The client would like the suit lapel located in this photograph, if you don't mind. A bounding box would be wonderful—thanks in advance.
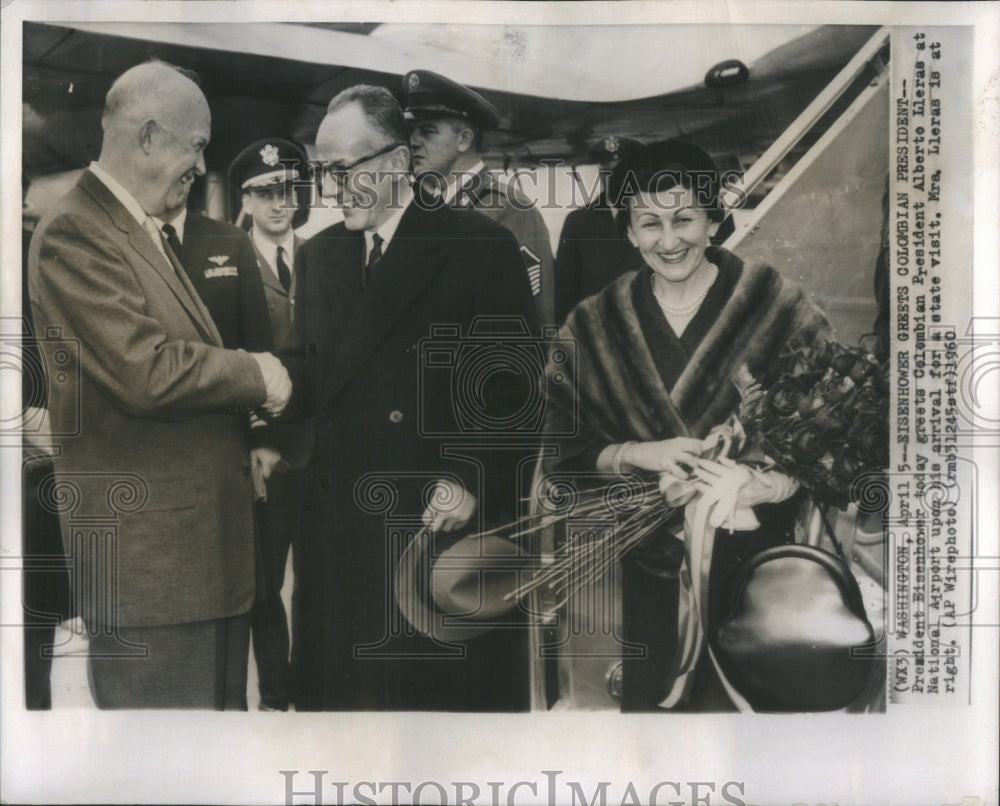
[79,172,222,346]
[155,224,224,347]
[327,205,448,402]
[314,229,364,342]
[253,240,286,295]
[178,215,209,287]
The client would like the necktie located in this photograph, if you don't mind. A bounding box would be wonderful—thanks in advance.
[161,223,183,264]
[276,245,292,292]
[142,218,180,275]
[364,233,384,287]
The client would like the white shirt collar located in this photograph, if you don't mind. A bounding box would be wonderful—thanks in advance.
[156,207,188,244]
[251,226,296,280]
[88,161,149,227]
[444,160,486,204]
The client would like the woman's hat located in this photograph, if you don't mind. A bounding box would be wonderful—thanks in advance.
[395,529,525,642]
[608,139,723,219]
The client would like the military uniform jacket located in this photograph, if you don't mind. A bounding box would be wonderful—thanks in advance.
[251,231,314,469]
[456,165,555,328]
[178,212,274,353]
[250,232,305,351]
[553,197,641,324]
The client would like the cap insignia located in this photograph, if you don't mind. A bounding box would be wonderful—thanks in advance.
[408,73,420,92]
[259,144,280,167]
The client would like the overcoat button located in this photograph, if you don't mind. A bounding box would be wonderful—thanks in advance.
[389,410,404,423]
[307,342,318,355]
[319,476,332,491]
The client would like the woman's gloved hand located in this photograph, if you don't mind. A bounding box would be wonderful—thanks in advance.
[692,457,799,531]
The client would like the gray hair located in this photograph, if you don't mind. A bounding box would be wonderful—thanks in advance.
[326,84,408,147]
[102,60,202,130]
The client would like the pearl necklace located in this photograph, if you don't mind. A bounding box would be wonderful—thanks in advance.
[651,264,717,316]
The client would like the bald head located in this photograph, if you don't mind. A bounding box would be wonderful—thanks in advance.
[102,61,207,133]
[98,60,211,217]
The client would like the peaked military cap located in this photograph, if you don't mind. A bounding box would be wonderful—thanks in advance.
[402,70,501,131]
[586,135,645,166]
[228,138,308,191]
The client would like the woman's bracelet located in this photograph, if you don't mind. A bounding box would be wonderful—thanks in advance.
[611,441,637,476]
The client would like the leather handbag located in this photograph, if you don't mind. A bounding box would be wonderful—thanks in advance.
[713,544,878,712]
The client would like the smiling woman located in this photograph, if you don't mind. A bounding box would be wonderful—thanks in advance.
[540,139,834,711]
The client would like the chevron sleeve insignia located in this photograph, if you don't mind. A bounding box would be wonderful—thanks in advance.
[520,244,542,296]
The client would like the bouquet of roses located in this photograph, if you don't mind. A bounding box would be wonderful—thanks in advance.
[462,342,889,615]
[732,341,889,509]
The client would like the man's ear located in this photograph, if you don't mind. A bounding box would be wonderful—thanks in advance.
[138,120,157,155]
[456,127,475,154]
[241,192,252,215]
[390,144,412,173]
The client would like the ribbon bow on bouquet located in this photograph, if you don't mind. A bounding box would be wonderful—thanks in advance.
[656,417,800,533]
[655,418,800,710]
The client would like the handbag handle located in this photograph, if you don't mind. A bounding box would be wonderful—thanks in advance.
[725,544,872,624]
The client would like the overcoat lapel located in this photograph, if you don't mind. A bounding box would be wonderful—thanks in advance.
[326,205,448,402]
[79,171,222,346]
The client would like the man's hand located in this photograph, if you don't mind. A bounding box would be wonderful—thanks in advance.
[250,352,292,416]
[421,479,477,532]
[251,446,284,481]
[22,406,55,455]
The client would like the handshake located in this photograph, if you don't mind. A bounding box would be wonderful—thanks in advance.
[250,352,292,417]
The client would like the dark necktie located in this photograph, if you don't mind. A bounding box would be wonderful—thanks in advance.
[364,233,384,287]
[161,223,183,264]
[276,245,292,292]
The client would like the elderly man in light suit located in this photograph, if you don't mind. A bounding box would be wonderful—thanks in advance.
[28,60,291,709]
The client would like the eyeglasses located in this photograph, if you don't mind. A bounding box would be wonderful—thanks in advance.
[322,141,406,185]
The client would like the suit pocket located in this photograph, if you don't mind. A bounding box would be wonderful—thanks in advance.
[139,478,202,512]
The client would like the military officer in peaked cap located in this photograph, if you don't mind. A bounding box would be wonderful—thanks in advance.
[553,135,645,323]
[228,137,314,711]
[404,69,555,327]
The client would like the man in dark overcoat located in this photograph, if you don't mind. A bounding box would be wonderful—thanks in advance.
[284,84,537,710]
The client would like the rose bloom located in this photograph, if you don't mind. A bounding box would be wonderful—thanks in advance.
[790,422,827,464]
[768,377,807,417]
[832,446,864,483]
[849,417,889,465]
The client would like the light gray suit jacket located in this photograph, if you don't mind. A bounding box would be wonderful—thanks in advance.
[29,169,268,628]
